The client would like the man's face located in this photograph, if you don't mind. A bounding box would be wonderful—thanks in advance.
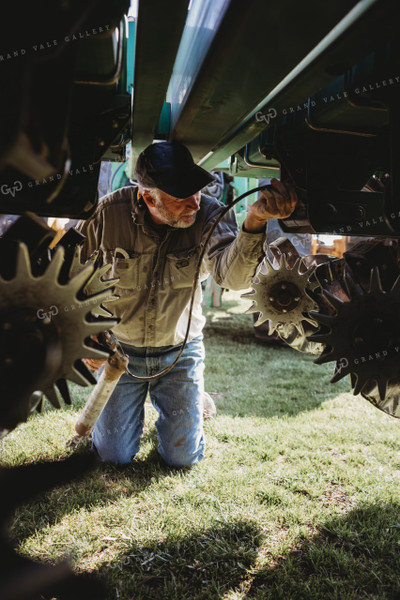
[142,188,201,228]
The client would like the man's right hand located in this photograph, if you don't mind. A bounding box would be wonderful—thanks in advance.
[243,179,297,233]
[84,358,107,371]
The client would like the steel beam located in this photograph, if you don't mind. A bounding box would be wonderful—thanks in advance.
[197,0,399,171]
[168,0,362,165]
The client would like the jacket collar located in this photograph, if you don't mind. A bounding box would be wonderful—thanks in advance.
[130,185,146,226]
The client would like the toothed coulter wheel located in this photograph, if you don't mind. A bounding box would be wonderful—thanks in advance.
[0,243,117,432]
[309,267,400,407]
[242,254,319,338]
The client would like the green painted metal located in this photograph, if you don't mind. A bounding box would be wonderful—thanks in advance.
[156,102,171,138]
[123,17,136,95]
[167,0,230,132]
[232,176,259,226]
[129,0,190,168]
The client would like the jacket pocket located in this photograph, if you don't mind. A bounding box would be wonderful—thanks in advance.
[165,247,202,289]
[110,255,141,290]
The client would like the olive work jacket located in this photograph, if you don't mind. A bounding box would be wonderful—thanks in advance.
[77,186,266,347]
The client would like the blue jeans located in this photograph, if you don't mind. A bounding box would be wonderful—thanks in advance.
[92,336,205,467]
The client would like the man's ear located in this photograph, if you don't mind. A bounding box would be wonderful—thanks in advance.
[140,189,156,207]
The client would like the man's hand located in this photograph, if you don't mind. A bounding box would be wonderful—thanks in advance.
[83,333,108,372]
[243,178,298,233]
[83,358,107,372]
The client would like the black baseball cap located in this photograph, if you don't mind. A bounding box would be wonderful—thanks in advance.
[134,141,215,199]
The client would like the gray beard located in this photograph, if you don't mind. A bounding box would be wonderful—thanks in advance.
[154,201,197,228]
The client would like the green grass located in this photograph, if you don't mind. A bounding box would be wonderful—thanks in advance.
[2,290,400,599]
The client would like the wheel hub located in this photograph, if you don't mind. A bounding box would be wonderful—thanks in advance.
[269,281,301,313]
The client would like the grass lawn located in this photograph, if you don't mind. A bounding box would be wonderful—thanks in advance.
[2,290,400,599]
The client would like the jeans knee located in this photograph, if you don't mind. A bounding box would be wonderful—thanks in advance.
[159,439,205,468]
[92,434,138,465]
[92,443,136,465]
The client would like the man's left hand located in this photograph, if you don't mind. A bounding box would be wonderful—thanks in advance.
[243,178,298,233]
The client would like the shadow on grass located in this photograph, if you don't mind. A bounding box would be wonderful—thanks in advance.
[245,502,400,600]
[96,503,400,600]
[98,519,261,600]
[11,428,178,541]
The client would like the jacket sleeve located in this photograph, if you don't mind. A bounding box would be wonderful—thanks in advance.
[202,203,266,290]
